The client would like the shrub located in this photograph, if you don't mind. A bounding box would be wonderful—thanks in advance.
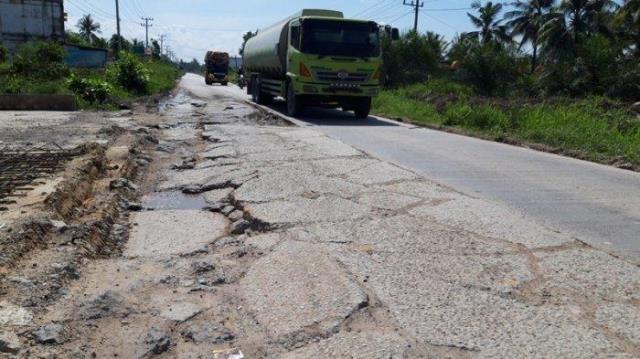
[68,74,112,103]
[606,60,640,101]
[0,45,7,64]
[11,41,68,79]
[381,31,439,87]
[453,42,519,97]
[0,75,23,94]
[107,52,150,94]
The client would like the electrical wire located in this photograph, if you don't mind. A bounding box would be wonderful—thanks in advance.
[131,0,146,18]
[421,7,473,11]
[386,11,415,24]
[353,0,393,18]
[360,1,404,20]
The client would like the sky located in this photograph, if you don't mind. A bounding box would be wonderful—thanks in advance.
[63,0,483,61]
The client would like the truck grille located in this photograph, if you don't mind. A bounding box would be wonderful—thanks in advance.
[315,71,369,82]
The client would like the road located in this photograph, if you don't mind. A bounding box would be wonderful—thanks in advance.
[3,74,639,357]
[189,76,640,261]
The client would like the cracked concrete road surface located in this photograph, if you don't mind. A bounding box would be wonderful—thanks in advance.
[1,73,639,358]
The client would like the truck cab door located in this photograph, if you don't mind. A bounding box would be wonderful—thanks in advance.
[288,20,301,66]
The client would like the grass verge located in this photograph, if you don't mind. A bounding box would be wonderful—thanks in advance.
[0,58,181,110]
[373,82,640,170]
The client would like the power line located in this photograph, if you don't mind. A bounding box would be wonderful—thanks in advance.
[424,13,460,31]
[154,25,242,32]
[421,7,473,12]
[132,0,146,18]
[359,1,403,20]
[368,2,405,19]
[378,8,412,22]
[127,0,144,18]
[387,11,415,24]
[122,1,143,22]
[71,0,116,19]
[353,0,392,18]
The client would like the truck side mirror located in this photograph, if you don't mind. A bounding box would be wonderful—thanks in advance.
[392,28,400,40]
[275,43,280,53]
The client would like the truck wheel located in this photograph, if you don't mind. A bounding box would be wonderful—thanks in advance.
[222,82,228,86]
[286,82,302,117]
[353,98,372,119]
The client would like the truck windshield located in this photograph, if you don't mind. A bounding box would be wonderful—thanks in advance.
[301,20,380,58]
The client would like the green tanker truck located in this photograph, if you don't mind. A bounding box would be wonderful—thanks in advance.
[243,9,398,118]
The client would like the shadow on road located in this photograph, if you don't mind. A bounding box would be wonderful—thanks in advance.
[266,100,399,127]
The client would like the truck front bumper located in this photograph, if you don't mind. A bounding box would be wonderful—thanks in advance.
[296,80,380,97]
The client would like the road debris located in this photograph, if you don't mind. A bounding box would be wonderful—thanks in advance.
[33,323,65,345]
[213,348,244,359]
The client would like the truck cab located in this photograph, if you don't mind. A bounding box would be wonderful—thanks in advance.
[286,17,382,117]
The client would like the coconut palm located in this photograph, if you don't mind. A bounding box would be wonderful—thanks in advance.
[424,31,449,61]
[540,0,617,57]
[76,14,102,45]
[619,0,640,23]
[505,0,555,73]
[544,0,617,44]
[466,1,513,45]
[615,0,640,55]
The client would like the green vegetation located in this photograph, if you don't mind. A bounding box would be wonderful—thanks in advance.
[375,0,640,168]
[106,52,151,94]
[0,41,181,109]
[374,81,640,166]
[0,45,7,64]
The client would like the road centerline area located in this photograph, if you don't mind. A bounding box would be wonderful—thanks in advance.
[250,92,640,261]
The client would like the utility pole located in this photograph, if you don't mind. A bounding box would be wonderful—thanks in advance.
[115,0,121,54]
[141,17,154,48]
[403,0,424,33]
[159,34,167,56]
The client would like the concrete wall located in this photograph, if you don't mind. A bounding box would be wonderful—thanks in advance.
[0,0,65,52]
[64,44,108,68]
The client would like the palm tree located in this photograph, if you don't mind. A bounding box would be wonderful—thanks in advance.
[619,0,640,21]
[424,31,449,61]
[540,0,617,58]
[76,14,101,45]
[467,1,513,45]
[506,0,555,73]
[615,0,640,55]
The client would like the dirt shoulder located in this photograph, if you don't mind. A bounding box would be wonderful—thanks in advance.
[1,77,639,358]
